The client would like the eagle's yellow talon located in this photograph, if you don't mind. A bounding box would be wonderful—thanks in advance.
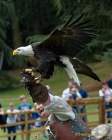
[25,69,33,72]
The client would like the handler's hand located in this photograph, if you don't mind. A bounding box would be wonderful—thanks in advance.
[40,112,49,118]
[70,87,77,92]
[36,104,44,113]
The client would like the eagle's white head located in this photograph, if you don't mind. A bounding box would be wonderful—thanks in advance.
[13,45,34,56]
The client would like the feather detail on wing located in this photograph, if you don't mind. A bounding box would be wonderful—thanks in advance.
[30,13,98,80]
[33,13,96,57]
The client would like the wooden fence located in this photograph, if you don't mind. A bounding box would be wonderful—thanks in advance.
[0,97,106,140]
[68,97,106,127]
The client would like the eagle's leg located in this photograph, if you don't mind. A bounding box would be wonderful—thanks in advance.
[24,68,42,83]
[60,56,80,86]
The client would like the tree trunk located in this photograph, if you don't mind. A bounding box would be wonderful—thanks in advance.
[0,50,4,70]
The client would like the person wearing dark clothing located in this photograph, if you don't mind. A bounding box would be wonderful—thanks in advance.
[0,103,6,125]
[31,103,42,128]
[78,88,88,122]
[79,89,88,98]
[0,103,7,132]
[107,74,112,89]
[107,80,112,89]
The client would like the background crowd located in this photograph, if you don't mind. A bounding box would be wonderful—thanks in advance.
[0,95,41,140]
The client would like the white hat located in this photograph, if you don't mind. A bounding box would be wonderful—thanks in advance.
[91,124,110,139]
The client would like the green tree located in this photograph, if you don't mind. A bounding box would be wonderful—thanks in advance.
[0,0,24,70]
[1,0,112,69]
[0,0,9,70]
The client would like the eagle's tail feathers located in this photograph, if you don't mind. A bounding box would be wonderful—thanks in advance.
[72,58,101,82]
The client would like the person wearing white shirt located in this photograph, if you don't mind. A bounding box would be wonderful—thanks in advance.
[6,103,19,140]
[62,80,88,122]
[62,79,82,115]
[99,85,112,103]
[62,79,81,101]
[99,82,112,121]
[36,92,88,139]
[62,88,82,101]
[44,94,75,121]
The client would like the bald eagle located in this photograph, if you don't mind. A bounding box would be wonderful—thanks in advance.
[13,14,100,84]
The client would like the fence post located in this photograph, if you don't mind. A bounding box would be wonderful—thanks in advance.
[99,98,106,124]
[25,112,30,140]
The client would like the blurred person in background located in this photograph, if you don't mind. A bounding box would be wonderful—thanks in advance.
[0,103,6,124]
[18,95,32,112]
[62,79,88,122]
[107,74,112,89]
[69,82,88,122]
[0,103,4,115]
[18,95,32,140]
[99,82,112,122]
[0,103,7,132]
[6,102,19,140]
[78,84,88,99]
[31,103,41,128]
[62,79,81,101]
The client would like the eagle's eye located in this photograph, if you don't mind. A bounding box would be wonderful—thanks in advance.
[17,49,21,52]
[16,48,24,55]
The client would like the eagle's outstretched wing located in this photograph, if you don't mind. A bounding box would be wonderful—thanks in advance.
[33,14,95,57]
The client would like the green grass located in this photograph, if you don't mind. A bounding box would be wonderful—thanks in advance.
[0,131,47,140]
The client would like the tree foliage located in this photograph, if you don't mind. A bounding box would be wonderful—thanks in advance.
[0,0,112,70]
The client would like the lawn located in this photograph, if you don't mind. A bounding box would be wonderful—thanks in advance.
[0,130,47,140]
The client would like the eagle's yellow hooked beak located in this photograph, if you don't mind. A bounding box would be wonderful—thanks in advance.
[13,50,17,55]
